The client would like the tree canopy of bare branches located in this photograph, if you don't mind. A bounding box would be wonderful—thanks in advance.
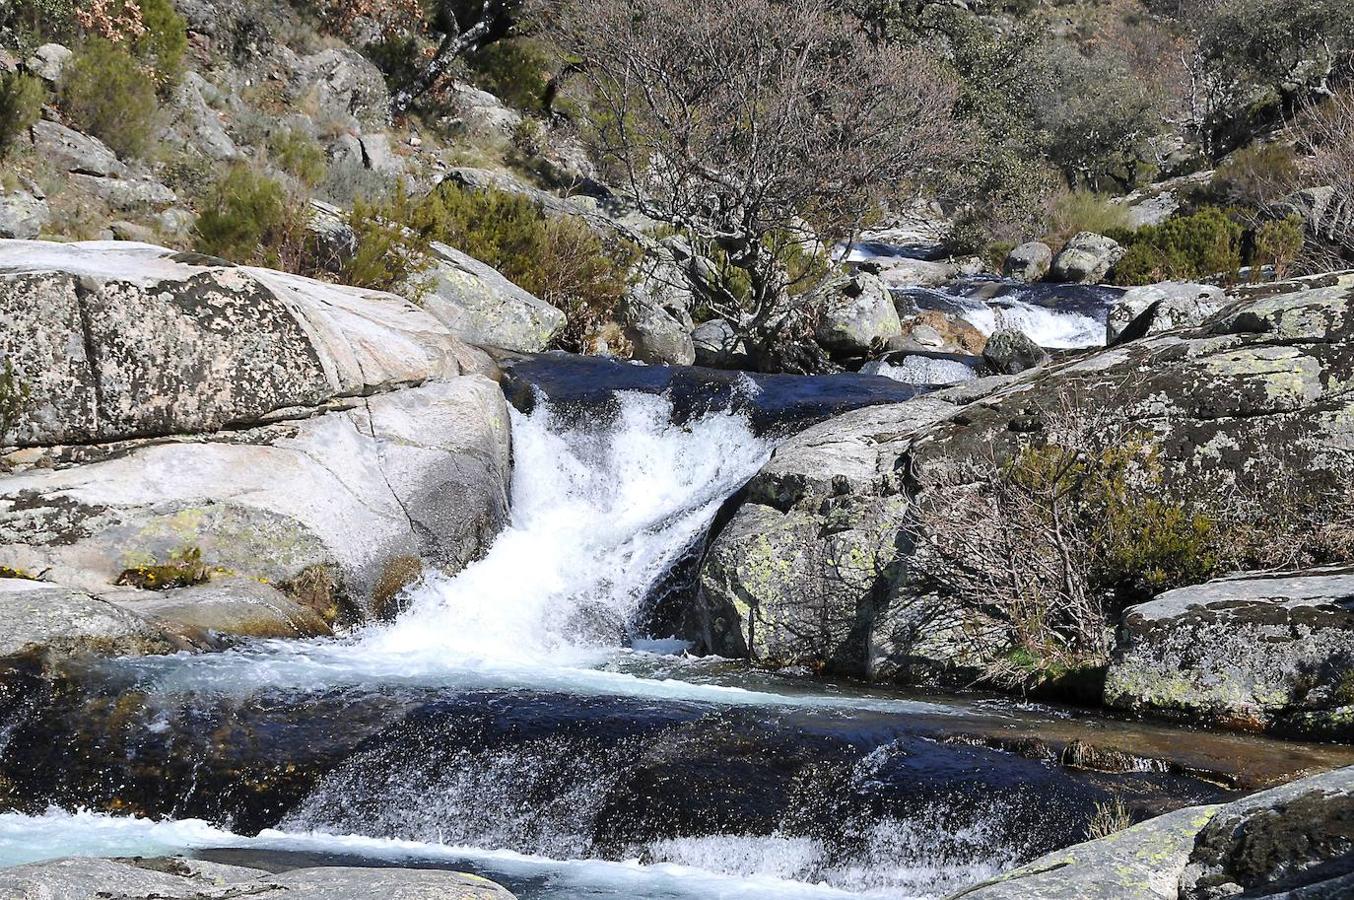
[535,0,964,343]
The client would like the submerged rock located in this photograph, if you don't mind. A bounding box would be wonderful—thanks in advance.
[0,857,515,899]
[1105,568,1354,735]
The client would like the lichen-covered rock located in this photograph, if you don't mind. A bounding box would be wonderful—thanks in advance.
[0,191,48,240]
[952,765,1354,899]
[1050,232,1125,284]
[24,43,71,84]
[693,398,963,672]
[695,271,1354,689]
[1003,241,1054,282]
[949,804,1221,899]
[0,378,511,611]
[1178,765,1354,899]
[0,857,516,899]
[1105,569,1354,734]
[813,271,903,356]
[422,241,566,352]
[0,579,177,659]
[0,240,484,446]
[1108,282,1225,344]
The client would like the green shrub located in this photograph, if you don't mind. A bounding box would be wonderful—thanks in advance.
[1251,215,1306,279]
[466,39,553,112]
[1043,190,1133,250]
[1111,207,1244,286]
[0,72,45,158]
[270,128,328,188]
[339,190,437,296]
[132,0,188,91]
[193,163,310,268]
[59,38,158,159]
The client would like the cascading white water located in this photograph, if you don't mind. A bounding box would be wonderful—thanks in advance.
[361,391,774,668]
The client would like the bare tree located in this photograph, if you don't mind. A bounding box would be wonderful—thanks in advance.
[309,1,519,113]
[386,1,520,112]
[534,0,964,359]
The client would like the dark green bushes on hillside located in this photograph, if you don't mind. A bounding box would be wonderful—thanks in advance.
[131,0,188,91]
[1110,207,1244,286]
[0,73,45,158]
[59,38,158,159]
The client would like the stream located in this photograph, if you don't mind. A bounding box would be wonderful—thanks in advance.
[2,358,1352,899]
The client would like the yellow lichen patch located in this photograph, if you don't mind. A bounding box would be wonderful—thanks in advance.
[116,546,211,591]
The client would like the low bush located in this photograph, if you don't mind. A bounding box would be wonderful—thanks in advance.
[338,190,437,296]
[466,39,553,113]
[1110,207,1244,286]
[59,38,158,159]
[193,163,310,269]
[0,72,45,158]
[1209,142,1300,211]
[1043,190,1133,250]
[116,546,211,590]
[1251,215,1306,279]
[130,0,188,91]
[269,128,328,188]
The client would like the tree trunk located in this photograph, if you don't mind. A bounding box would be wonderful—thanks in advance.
[391,1,513,114]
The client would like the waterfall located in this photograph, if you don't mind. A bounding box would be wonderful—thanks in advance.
[360,392,774,668]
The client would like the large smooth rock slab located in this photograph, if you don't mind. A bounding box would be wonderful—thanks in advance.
[0,857,516,899]
[422,241,566,352]
[0,378,511,611]
[1105,569,1354,733]
[111,576,333,647]
[0,241,485,446]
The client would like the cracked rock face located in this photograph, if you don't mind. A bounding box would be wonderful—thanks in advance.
[0,857,516,900]
[694,271,1354,685]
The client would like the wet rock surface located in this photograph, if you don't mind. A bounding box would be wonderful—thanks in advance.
[0,856,515,899]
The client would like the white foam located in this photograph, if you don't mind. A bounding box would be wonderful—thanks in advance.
[0,809,872,899]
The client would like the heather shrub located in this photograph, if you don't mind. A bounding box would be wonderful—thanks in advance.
[59,38,158,159]
[1111,207,1244,285]
[193,163,310,269]
[1251,215,1306,278]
